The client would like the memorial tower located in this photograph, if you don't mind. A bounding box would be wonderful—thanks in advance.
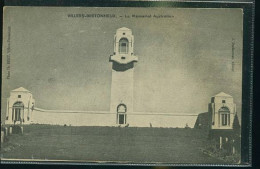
[109,27,138,125]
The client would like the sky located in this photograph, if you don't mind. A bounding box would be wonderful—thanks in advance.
[1,7,243,120]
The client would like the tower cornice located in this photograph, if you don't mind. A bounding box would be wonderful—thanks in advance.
[110,54,138,64]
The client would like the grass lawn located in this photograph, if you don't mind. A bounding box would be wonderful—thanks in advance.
[1,125,225,164]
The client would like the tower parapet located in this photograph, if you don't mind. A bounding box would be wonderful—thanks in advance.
[110,27,138,70]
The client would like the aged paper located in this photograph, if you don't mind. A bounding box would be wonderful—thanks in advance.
[1,7,243,164]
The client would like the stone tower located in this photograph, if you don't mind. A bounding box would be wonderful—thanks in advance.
[5,87,35,125]
[109,27,138,125]
[208,92,236,129]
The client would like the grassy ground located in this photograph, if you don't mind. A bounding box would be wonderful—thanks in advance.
[1,125,225,164]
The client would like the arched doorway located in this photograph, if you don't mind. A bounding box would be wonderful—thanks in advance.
[117,104,127,124]
[218,107,230,126]
[12,102,24,124]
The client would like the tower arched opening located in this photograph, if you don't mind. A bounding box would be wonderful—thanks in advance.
[119,38,129,54]
[218,107,230,126]
[12,101,24,124]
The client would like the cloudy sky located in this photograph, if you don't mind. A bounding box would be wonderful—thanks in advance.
[2,7,243,120]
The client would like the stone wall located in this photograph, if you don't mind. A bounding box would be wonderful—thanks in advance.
[26,108,198,128]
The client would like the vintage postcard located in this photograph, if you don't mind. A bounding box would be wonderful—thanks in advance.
[0,6,250,165]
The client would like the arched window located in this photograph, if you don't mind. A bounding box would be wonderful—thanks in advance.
[12,101,24,123]
[117,104,127,124]
[119,38,129,54]
[219,107,230,126]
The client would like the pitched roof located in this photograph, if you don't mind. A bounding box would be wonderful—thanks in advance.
[213,92,232,98]
[12,87,30,92]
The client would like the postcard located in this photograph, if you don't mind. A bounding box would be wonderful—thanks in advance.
[1,5,252,166]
